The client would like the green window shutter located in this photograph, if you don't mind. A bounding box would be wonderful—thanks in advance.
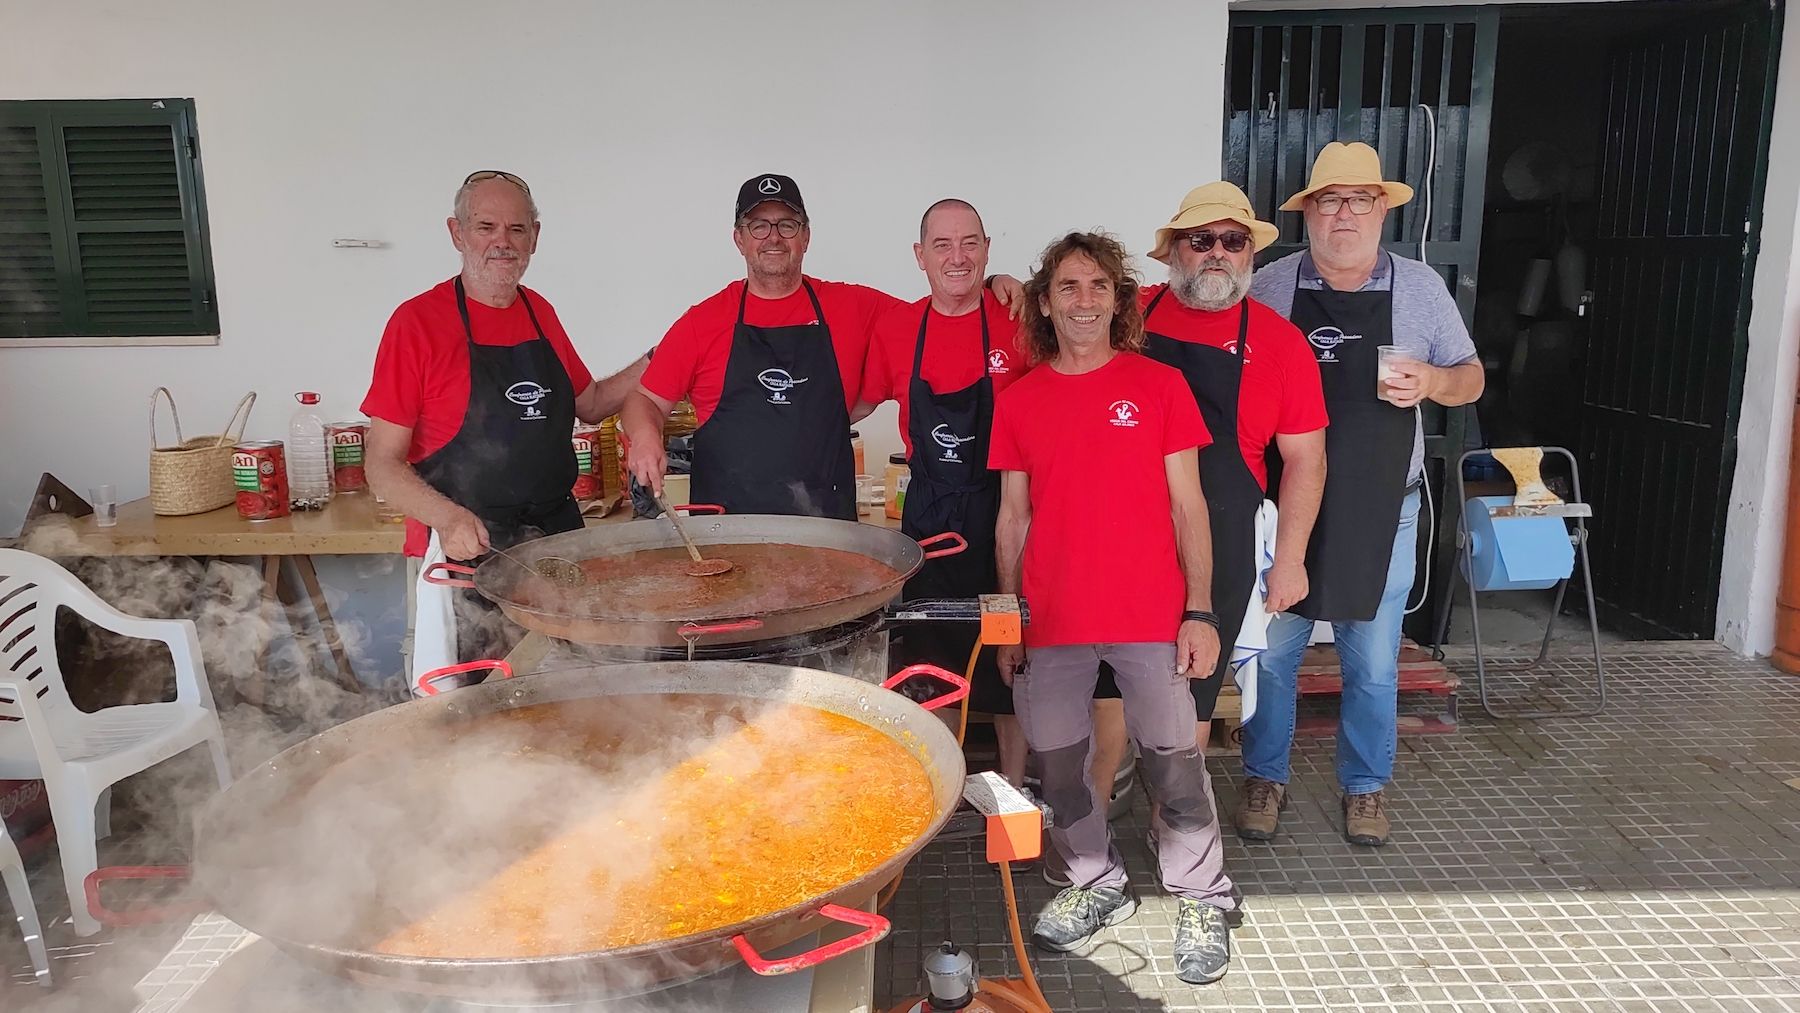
[0,99,219,339]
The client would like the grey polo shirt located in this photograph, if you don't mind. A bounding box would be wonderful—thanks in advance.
[1248,250,1477,484]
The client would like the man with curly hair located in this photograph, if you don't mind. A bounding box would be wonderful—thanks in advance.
[991,231,1236,984]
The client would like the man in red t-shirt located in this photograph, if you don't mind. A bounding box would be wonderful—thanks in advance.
[621,174,1022,518]
[856,199,1031,785]
[991,231,1235,984]
[362,171,648,672]
[1086,183,1329,759]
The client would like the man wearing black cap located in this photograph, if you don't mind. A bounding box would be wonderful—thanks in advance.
[623,174,1021,517]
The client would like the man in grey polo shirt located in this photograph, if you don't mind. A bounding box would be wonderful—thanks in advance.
[1236,142,1484,847]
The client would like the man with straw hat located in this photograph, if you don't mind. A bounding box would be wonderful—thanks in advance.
[1238,141,1484,847]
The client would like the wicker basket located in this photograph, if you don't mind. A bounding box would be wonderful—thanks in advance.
[148,388,256,516]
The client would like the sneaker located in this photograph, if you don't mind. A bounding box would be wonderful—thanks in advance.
[1234,777,1288,841]
[1172,899,1232,984]
[1342,789,1391,846]
[1041,859,1072,888]
[1031,884,1138,952]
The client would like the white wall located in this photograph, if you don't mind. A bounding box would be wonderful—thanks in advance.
[1718,17,1800,657]
[0,0,1228,681]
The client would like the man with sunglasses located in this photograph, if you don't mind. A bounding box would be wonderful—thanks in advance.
[1237,141,1484,847]
[1130,182,1329,746]
[622,174,1021,518]
[363,170,648,677]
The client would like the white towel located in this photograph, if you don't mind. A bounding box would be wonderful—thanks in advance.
[1226,500,1281,723]
[410,530,458,696]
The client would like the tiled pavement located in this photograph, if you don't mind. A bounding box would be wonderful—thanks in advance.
[876,644,1800,1012]
[8,643,1800,1012]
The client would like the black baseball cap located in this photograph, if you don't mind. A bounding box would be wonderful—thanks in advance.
[735,173,807,222]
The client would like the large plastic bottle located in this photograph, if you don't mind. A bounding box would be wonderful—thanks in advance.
[287,391,333,509]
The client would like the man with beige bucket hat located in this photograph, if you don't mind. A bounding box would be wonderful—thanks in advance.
[1238,141,1484,847]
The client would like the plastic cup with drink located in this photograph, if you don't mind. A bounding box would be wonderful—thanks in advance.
[1376,345,1414,405]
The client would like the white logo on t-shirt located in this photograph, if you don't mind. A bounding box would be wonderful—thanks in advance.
[1108,400,1141,427]
[987,348,1011,374]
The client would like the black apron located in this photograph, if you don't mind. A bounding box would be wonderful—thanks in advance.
[415,277,583,659]
[895,300,1006,707]
[1286,256,1414,621]
[691,281,857,519]
[1143,292,1261,702]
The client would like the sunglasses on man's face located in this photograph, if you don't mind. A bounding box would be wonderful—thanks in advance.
[1180,230,1252,254]
[463,170,531,195]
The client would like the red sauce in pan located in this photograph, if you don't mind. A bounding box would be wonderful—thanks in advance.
[511,543,901,620]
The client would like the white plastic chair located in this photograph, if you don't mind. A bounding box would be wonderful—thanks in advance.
[1,826,49,987]
[0,549,230,937]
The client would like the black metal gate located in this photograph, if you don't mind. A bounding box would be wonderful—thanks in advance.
[1579,3,1782,638]
[1224,9,1500,642]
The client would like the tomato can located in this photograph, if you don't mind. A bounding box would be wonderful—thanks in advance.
[571,423,603,501]
[327,421,369,493]
[233,441,290,521]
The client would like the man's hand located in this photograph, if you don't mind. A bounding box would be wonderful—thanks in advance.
[1380,358,1437,409]
[996,644,1026,686]
[989,274,1026,319]
[439,506,491,561]
[626,435,667,496]
[1176,620,1221,680]
[1265,559,1309,614]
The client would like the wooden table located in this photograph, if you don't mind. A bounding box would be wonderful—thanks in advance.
[41,495,406,698]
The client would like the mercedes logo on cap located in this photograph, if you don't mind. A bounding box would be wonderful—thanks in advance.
[758,177,782,194]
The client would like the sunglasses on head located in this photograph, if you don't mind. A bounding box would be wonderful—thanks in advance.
[463,170,531,195]
[1179,230,1252,254]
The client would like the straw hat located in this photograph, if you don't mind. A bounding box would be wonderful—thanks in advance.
[1278,141,1414,212]
[1148,181,1279,264]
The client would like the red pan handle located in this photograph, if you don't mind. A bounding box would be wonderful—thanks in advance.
[86,866,207,927]
[677,618,764,638]
[416,659,513,696]
[916,532,968,560]
[675,503,725,515]
[882,663,971,712]
[731,903,890,975]
[422,561,478,588]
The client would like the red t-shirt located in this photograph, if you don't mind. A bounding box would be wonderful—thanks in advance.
[1139,285,1329,490]
[642,277,901,425]
[360,278,595,556]
[861,292,1030,457]
[988,353,1211,648]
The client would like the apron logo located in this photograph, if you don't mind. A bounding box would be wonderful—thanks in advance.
[756,367,808,404]
[931,423,976,462]
[1306,326,1360,363]
[505,380,552,420]
[987,348,1010,374]
[1108,400,1141,427]
[758,176,782,195]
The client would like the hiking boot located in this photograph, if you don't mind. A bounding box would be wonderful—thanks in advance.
[1031,883,1138,952]
[1342,789,1391,846]
[1234,777,1288,841]
[1172,898,1231,984]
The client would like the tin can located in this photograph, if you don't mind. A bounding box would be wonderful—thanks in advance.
[326,421,369,492]
[233,441,290,521]
[571,423,603,501]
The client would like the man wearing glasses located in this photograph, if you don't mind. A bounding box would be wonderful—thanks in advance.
[1236,142,1483,847]
[622,174,1021,517]
[363,170,648,675]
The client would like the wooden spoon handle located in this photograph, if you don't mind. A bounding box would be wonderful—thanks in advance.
[654,492,706,564]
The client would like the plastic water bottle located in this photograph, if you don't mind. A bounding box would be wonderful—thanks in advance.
[287,391,333,510]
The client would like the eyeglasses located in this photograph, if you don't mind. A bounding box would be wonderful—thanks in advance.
[463,170,532,195]
[740,218,805,239]
[1312,194,1377,215]
[1180,230,1252,254]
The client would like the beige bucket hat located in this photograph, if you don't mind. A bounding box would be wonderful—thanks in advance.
[1148,181,1280,264]
[1278,141,1414,212]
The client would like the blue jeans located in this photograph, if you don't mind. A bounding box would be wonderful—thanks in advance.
[1242,488,1420,796]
